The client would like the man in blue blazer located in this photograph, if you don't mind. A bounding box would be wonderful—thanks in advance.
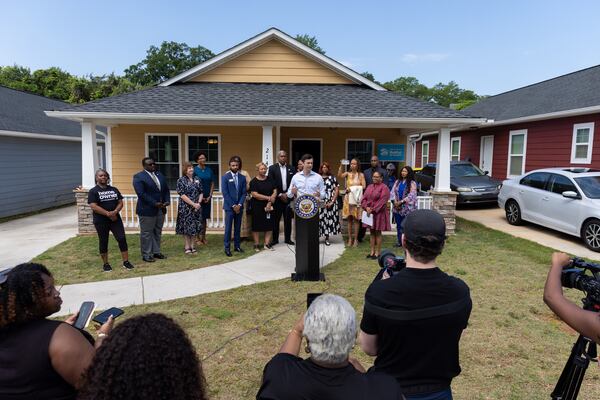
[221,156,247,257]
[133,157,171,262]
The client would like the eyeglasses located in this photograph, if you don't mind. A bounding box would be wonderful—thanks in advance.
[0,267,14,285]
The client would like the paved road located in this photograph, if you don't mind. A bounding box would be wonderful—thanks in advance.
[456,207,600,261]
[0,206,78,269]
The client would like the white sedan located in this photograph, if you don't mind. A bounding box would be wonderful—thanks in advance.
[498,168,600,251]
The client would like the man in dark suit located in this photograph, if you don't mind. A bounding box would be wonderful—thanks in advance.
[133,157,171,262]
[221,156,247,257]
[268,150,295,245]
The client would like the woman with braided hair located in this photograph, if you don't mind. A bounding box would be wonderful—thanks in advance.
[79,313,208,400]
[0,263,113,399]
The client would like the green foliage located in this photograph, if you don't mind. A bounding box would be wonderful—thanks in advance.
[384,76,482,108]
[124,41,214,86]
[0,65,37,92]
[295,34,325,54]
[360,71,379,83]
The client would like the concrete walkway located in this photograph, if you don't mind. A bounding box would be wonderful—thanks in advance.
[456,207,600,261]
[55,236,345,316]
[0,206,78,269]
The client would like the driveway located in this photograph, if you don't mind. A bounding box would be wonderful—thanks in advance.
[0,206,78,269]
[455,206,600,261]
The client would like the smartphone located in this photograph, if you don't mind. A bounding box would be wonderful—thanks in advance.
[73,301,96,329]
[340,159,350,166]
[92,307,124,325]
[307,293,323,309]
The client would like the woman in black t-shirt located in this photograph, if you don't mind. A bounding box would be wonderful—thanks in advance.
[87,169,133,272]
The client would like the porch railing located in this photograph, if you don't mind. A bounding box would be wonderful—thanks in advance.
[121,193,433,230]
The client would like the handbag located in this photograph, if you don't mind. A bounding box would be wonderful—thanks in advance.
[348,185,363,206]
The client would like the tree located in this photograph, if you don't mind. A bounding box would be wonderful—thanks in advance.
[0,65,37,93]
[430,81,479,108]
[360,71,379,83]
[295,34,325,54]
[383,76,431,102]
[31,67,74,101]
[124,41,214,86]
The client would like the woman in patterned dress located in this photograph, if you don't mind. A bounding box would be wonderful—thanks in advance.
[319,162,340,246]
[361,171,391,259]
[176,162,203,254]
[338,158,366,247]
[391,166,418,247]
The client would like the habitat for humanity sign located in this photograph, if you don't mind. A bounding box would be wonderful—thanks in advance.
[378,144,405,161]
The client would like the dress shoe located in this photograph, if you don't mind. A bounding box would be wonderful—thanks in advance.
[142,256,155,262]
[285,240,295,246]
[224,249,232,257]
[153,253,167,259]
[234,247,244,253]
[271,240,279,245]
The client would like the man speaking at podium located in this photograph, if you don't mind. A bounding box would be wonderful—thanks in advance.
[287,154,325,201]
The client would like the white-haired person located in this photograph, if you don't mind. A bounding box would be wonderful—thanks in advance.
[257,294,404,400]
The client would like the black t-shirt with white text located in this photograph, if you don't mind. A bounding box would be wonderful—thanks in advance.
[360,267,471,394]
[87,185,123,224]
[256,353,403,400]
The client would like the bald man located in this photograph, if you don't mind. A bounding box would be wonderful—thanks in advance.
[268,151,296,245]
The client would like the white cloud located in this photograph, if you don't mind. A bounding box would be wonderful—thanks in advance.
[401,53,449,63]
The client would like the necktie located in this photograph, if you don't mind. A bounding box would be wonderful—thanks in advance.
[151,173,161,190]
[233,174,238,190]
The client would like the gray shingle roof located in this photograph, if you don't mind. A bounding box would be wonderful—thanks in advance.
[0,85,83,137]
[52,82,472,119]
[464,65,600,121]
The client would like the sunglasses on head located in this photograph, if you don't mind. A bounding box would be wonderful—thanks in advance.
[0,267,14,285]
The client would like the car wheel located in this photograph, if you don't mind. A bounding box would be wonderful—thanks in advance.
[582,219,600,252]
[505,200,522,225]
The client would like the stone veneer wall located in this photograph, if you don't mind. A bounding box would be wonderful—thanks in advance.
[431,191,458,235]
[74,188,95,235]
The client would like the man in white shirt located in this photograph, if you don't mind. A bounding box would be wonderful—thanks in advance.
[287,154,325,200]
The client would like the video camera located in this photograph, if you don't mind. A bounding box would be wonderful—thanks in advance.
[561,257,600,307]
[377,250,406,278]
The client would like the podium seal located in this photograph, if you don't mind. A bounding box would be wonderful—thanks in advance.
[294,194,319,219]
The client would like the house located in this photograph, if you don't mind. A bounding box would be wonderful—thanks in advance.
[411,65,600,182]
[46,28,486,234]
[0,85,105,218]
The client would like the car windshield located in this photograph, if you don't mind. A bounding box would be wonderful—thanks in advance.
[574,176,600,199]
[451,164,485,177]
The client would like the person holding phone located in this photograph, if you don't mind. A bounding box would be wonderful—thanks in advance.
[257,294,404,399]
[0,263,113,399]
[338,158,366,247]
[176,162,203,254]
[88,169,133,272]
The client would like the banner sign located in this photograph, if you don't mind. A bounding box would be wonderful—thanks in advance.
[378,144,405,161]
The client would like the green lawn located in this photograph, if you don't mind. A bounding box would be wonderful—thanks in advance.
[34,234,252,284]
[93,219,600,400]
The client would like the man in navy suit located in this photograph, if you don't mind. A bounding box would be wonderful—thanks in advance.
[133,157,171,262]
[221,156,247,257]
[268,150,295,245]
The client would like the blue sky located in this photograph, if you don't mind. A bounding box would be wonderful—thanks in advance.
[1,0,599,96]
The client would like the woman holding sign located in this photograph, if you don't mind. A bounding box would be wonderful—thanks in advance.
[360,171,390,259]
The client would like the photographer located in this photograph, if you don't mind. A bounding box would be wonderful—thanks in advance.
[544,252,600,343]
[358,210,472,400]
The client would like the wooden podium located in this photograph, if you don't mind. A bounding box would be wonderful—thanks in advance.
[291,194,325,281]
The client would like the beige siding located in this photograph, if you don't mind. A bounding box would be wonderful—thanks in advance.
[191,39,354,85]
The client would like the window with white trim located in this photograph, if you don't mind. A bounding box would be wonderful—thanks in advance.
[451,137,461,161]
[571,122,595,164]
[346,139,374,171]
[147,134,180,189]
[421,141,429,167]
[508,130,527,177]
[187,135,221,190]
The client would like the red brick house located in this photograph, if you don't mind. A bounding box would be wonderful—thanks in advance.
[410,65,600,180]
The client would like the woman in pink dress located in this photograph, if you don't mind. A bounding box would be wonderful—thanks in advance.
[361,171,391,259]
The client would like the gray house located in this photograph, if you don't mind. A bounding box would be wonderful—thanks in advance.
[0,85,105,218]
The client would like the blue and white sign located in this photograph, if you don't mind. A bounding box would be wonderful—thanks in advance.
[378,144,405,161]
[294,194,319,219]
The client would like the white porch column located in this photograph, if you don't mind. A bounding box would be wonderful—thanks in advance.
[275,125,281,154]
[434,127,452,192]
[81,121,99,188]
[262,125,274,167]
[105,126,113,178]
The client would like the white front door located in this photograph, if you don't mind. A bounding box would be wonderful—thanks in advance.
[480,135,494,175]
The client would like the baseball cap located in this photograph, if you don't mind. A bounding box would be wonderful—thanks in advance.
[386,163,396,170]
[402,209,447,244]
